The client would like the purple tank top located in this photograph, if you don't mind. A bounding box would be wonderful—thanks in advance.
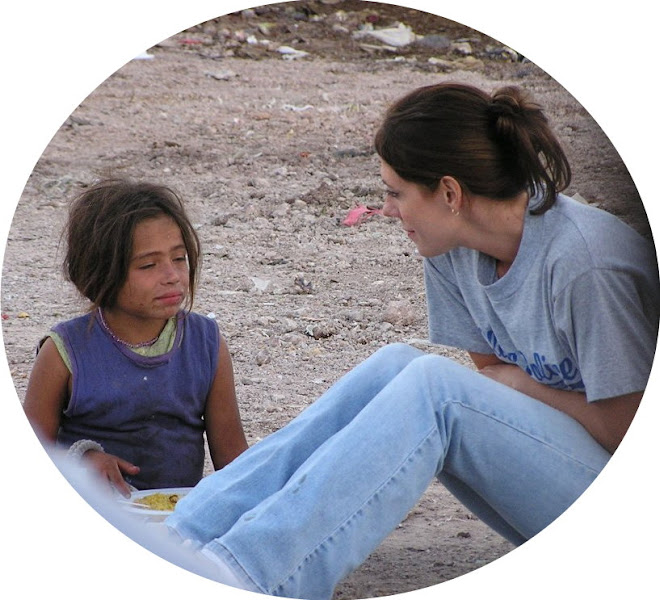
[55,311,219,489]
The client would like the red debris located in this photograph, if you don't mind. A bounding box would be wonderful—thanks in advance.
[342,205,383,227]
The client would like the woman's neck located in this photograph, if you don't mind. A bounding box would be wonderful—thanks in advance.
[461,190,529,270]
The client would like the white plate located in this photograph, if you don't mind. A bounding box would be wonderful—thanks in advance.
[121,487,192,519]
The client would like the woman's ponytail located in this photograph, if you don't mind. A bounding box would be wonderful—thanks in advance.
[375,83,572,215]
[488,86,571,213]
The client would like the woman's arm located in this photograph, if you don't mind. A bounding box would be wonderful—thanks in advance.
[468,351,505,370]
[478,361,641,454]
[205,334,249,470]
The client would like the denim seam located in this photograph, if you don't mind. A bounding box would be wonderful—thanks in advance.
[204,539,268,594]
[447,398,605,475]
[415,354,604,473]
[271,425,438,595]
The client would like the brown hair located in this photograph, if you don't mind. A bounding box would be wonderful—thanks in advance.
[374,83,571,214]
[63,179,201,311]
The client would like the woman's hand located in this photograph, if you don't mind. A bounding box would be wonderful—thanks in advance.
[83,450,140,498]
[477,361,641,454]
[478,363,537,394]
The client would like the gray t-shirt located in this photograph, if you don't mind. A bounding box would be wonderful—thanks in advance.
[424,193,660,402]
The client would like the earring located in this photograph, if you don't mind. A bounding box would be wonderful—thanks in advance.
[451,208,460,216]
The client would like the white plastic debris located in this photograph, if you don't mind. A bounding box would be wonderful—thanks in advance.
[250,277,271,292]
[282,104,314,112]
[353,22,420,47]
[277,46,310,60]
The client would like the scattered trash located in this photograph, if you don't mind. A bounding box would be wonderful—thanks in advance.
[133,51,154,60]
[487,46,526,62]
[342,205,383,227]
[450,40,473,56]
[282,104,314,112]
[17,312,30,319]
[277,46,310,60]
[250,277,272,293]
[353,22,420,47]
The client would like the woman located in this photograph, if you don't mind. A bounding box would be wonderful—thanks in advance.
[164,83,660,599]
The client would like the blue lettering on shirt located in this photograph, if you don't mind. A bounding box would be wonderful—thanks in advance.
[485,329,584,391]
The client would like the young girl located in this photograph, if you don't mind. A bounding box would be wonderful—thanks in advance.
[159,84,659,599]
[23,179,248,497]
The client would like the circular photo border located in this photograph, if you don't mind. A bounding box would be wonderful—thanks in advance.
[2,1,657,599]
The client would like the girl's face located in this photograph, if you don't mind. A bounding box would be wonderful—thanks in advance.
[112,214,189,326]
[380,160,458,257]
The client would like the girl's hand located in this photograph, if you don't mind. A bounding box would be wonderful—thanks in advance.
[83,450,140,498]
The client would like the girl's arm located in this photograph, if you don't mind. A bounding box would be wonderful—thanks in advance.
[205,334,249,470]
[478,362,641,454]
[23,337,139,497]
[23,337,70,442]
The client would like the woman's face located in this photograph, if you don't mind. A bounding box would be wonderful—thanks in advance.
[380,160,458,257]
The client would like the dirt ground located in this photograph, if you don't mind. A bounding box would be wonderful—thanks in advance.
[1,2,650,598]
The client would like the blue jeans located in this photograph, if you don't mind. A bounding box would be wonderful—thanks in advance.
[166,343,610,599]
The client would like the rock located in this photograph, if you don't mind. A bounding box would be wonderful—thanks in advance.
[382,300,418,326]
[414,34,451,51]
[212,212,234,226]
[305,322,337,339]
[294,275,314,294]
[205,70,239,81]
[255,349,271,366]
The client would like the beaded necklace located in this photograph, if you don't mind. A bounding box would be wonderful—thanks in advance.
[97,308,160,349]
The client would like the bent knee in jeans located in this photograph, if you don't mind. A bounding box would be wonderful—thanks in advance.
[371,342,426,365]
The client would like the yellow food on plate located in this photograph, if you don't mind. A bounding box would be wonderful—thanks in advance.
[134,492,182,511]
